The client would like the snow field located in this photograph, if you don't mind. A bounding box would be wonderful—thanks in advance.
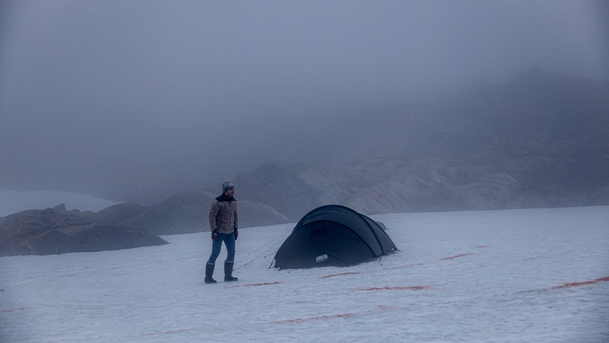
[1,206,608,342]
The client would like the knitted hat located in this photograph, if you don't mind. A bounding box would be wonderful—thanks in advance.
[222,182,235,193]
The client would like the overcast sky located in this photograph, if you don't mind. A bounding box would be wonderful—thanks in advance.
[1,0,608,195]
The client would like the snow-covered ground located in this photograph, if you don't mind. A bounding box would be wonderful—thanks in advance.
[1,191,608,342]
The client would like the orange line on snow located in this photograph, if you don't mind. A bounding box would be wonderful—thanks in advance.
[319,272,361,279]
[383,263,423,270]
[226,281,282,288]
[440,253,475,260]
[144,328,195,336]
[1,307,28,313]
[274,305,397,324]
[354,285,434,291]
[551,276,609,290]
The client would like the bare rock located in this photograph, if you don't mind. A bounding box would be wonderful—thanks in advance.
[0,209,168,257]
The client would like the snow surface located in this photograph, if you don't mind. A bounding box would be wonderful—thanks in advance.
[1,191,608,342]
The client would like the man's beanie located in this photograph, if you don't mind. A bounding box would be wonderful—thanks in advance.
[222,182,234,193]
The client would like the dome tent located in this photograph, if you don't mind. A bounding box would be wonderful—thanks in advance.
[273,205,398,269]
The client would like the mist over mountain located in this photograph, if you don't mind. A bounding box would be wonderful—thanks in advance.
[1,67,608,246]
[2,63,607,223]
[2,2,608,207]
[30,67,609,222]
[43,66,604,223]
[230,67,609,220]
[274,67,608,162]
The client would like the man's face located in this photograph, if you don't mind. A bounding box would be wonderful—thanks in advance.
[225,188,235,197]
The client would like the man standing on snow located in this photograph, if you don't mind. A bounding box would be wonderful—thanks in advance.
[205,182,239,284]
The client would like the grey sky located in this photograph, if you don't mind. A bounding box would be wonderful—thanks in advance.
[1,0,608,195]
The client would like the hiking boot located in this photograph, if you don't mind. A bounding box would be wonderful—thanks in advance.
[224,261,238,282]
[205,262,217,284]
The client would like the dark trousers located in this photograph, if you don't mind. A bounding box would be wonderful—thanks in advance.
[207,232,236,264]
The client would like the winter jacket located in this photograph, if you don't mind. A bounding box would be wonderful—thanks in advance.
[208,194,238,234]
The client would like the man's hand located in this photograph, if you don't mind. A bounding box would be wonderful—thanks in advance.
[234,228,238,241]
[211,229,219,241]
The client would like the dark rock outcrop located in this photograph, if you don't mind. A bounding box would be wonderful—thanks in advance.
[0,207,168,257]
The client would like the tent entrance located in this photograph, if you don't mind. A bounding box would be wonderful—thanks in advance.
[293,221,372,268]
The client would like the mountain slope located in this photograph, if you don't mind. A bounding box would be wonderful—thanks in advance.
[234,68,609,219]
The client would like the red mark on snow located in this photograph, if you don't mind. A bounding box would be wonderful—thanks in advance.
[477,245,488,249]
[274,305,396,324]
[145,328,194,336]
[277,313,356,324]
[383,263,423,270]
[319,272,361,279]
[440,253,475,260]
[1,307,28,313]
[226,281,282,288]
[354,285,434,291]
[551,276,609,290]
[242,281,282,287]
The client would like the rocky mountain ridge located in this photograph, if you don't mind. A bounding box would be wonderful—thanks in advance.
[233,67,609,219]
[2,67,607,256]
